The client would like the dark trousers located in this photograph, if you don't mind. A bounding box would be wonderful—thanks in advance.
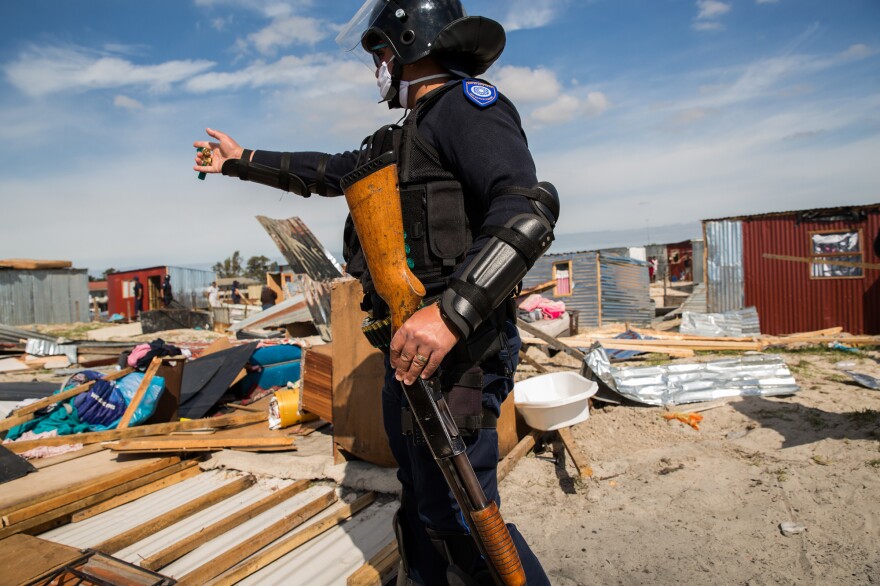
[381,323,549,585]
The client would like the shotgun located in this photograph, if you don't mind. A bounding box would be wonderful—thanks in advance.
[341,153,527,586]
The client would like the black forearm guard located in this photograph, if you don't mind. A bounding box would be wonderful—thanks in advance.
[439,182,560,339]
[221,149,321,197]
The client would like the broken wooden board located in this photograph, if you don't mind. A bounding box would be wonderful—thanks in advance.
[0,534,85,585]
[0,450,177,522]
[2,411,267,454]
[0,259,73,270]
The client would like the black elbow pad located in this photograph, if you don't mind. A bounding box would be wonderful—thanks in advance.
[439,182,559,338]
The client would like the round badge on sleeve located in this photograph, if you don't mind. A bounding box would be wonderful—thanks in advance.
[463,79,498,108]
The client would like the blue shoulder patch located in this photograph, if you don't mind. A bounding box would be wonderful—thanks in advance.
[462,79,498,108]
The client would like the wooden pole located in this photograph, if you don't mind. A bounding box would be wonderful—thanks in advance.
[557,426,593,478]
[763,253,880,271]
[116,358,163,429]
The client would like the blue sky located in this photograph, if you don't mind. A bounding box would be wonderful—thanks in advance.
[1,0,878,273]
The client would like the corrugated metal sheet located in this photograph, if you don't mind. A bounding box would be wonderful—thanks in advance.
[741,211,880,335]
[598,254,653,326]
[238,500,397,586]
[257,216,344,281]
[228,293,312,333]
[692,239,705,284]
[586,345,800,406]
[0,269,89,325]
[41,471,238,548]
[680,306,761,337]
[167,266,217,311]
[148,484,336,578]
[523,252,600,328]
[705,220,744,313]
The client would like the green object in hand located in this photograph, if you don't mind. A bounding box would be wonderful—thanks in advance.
[197,147,209,180]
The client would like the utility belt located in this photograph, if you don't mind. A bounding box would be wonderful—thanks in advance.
[400,367,497,439]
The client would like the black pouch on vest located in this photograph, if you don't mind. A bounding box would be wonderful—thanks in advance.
[426,181,469,269]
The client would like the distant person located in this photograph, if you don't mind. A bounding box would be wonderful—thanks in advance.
[648,257,657,283]
[231,280,242,305]
[133,277,144,318]
[206,281,219,307]
[260,286,277,311]
[161,274,174,307]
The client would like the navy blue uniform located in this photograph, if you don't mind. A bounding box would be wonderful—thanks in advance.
[254,79,549,585]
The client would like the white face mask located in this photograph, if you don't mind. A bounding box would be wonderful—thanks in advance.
[377,58,395,101]
[377,57,451,108]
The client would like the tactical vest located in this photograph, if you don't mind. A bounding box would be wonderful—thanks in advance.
[343,82,475,309]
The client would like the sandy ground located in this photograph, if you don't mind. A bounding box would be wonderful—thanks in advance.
[4,323,879,584]
[504,349,880,585]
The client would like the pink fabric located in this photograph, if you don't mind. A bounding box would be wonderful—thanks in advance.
[518,294,546,312]
[2,429,58,445]
[18,443,84,461]
[127,343,152,367]
[541,301,566,320]
[519,294,566,319]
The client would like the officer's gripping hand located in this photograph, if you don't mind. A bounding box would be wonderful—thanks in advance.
[389,304,460,386]
[193,128,247,174]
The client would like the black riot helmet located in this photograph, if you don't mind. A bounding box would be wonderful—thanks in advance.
[337,0,506,77]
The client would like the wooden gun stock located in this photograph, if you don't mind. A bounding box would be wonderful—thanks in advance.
[342,159,425,332]
[342,156,526,586]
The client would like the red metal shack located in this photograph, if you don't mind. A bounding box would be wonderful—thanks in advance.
[107,266,215,320]
[703,204,880,335]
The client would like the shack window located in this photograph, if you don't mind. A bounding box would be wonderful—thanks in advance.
[553,261,573,296]
[810,230,863,279]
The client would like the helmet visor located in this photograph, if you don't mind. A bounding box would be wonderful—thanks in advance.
[336,0,392,62]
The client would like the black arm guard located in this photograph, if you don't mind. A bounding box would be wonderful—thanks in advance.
[439,182,559,339]
[221,149,340,197]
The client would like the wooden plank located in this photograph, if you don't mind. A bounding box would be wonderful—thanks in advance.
[518,350,548,373]
[107,436,295,453]
[2,456,181,527]
[94,475,256,554]
[205,492,377,586]
[347,539,399,586]
[177,489,339,585]
[0,451,178,520]
[0,534,84,585]
[11,368,135,417]
[140,479,311,571]
[72,464,203,522]
[31,445,106,470]
[558,426,593,478]
[763,253,880,271]
[497,430,541,483]
[0,460,195,539]
[0,259,72,270]
[517,319,586,361]
[3,411,267,454]
[116,358,163,429]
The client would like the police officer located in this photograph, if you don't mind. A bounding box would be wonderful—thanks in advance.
[194,2,556,583]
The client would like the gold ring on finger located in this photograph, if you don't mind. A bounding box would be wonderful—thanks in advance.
[414,353,429,365]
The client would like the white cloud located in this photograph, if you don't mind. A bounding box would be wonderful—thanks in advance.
[113,95,143,111]
[502,0,565,32]
[493,65,562,103]
[3,45,214,98]
[248,15,327,55]
[183,54,364,93]
[693,0,731,32]
[531,91,610,125]
[840,44,876,61]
